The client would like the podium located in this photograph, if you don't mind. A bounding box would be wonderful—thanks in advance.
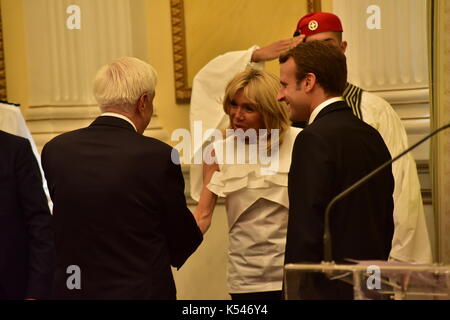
[284,261,450,300]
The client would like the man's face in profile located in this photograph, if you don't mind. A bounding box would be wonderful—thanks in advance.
[278,57,310,123]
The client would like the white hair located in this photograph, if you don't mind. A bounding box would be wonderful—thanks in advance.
[93,57,158,110]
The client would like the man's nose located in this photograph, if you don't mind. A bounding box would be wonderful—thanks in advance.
[277,90,285,102]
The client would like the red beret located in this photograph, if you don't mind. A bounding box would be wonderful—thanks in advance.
[294,12,343,37]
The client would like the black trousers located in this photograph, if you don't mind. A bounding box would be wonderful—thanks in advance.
[230,290,283,300]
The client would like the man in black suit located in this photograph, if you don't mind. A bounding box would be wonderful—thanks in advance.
[0,131,54,300]
[278,41,394,299]
[42,57,202,299]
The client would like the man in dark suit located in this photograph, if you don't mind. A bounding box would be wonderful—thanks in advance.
[42,57,202,299]
[0,131,54,300]
[278,41,394,299]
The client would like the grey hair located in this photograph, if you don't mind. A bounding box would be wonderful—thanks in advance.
[93,57,157,111]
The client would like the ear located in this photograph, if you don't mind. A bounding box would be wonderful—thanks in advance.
[303,73,317,93]
[340,41,348,53]
[137,94,147,114]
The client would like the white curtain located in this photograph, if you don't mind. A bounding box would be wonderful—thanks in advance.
[23,0,134,106]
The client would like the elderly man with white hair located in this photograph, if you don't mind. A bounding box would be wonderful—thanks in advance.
[42,57,202,300]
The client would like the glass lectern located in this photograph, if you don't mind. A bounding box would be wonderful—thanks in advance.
[284,261,450,300]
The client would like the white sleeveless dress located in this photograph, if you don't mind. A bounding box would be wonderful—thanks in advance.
[207,127,301,293]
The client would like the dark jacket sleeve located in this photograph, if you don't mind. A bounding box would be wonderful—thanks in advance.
[161,149,203,269]
[285,130,334,264]
[16,139,55,299]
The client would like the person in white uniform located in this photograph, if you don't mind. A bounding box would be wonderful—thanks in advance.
[0,102,51,208]
[195,68,301,300]
[190,12,431,264]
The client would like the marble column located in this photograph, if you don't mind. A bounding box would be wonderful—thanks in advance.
[430,0,450,264]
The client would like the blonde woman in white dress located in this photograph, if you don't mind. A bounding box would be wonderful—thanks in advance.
[195,68,301,300]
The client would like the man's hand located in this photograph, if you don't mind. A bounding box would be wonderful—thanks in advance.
[195,215,211,235]
[251,35,305,62]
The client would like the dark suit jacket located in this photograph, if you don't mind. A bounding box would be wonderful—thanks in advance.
[42,116,202,299]
[0,131,54,299]
[285,101,394,299]
[286,101,394,264]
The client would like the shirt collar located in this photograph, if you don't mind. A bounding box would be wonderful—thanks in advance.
[308,97,345,125]
[101,112,137,132]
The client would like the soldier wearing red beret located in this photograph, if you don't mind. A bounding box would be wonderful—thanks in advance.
[282,12,431,265]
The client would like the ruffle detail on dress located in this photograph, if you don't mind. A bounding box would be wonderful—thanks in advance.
[207,165,288,198]
[207,127,302,198]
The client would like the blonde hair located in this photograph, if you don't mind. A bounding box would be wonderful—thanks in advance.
[223,68,291,149]
[93,57,158,111]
